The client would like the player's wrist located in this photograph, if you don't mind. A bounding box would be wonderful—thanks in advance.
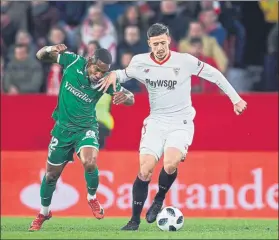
[232,96,242,105]
[112,71,119,81]
[111,71,117,77]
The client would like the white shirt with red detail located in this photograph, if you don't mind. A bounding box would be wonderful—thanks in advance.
[114,51,241,122]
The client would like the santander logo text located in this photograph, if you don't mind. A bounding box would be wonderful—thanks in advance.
[98,168,278,211]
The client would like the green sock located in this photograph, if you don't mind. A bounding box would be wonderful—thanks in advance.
[85,168,99,196]
[40,175,57,207]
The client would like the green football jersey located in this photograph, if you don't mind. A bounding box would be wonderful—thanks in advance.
[52,52,121,132]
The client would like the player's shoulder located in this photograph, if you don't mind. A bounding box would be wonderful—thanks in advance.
[172,51,197,63]
[131,53,150,64]
[171,51,189,60]
[78,54,87,63]
[61,51,77,57]
[61,51,84,61]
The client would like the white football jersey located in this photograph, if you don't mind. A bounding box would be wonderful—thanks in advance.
[115,51,241,122]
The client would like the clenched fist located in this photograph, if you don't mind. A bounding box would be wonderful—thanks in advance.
[50,44,67,53]
[234,99,247,115]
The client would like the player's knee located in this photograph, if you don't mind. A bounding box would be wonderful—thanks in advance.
[138,154,157,181]
[139,165,154,181]
[45,171,60,183]
[83,156,97,172]
[163,163,178,175]
[139,170,153,181]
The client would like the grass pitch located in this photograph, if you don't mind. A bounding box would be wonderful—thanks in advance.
[1,217,278,239]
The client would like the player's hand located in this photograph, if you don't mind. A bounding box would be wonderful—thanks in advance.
[112,91,128,105]
[51,44,67,53]
[97,72,117,93]
[234,99,247,115]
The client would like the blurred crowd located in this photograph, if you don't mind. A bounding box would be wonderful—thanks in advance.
[1,0,278,95]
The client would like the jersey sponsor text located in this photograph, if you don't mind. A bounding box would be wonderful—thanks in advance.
[65,81,93,103]
[145,79,177,90]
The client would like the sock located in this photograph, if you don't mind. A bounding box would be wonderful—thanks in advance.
[87,193,96,201]
[40,175,57,213]
[40,206,50,216]
[84,167,99,196]
[154,168,177,202]
[131,176,150,223]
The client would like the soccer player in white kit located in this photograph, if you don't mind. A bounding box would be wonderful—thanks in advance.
[98,23,247,230]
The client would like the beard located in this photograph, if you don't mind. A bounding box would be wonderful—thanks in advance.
[156,51,167,60]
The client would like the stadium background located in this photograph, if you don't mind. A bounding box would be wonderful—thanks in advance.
[1,0,278,220]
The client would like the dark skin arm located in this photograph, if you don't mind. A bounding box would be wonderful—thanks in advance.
[113,88,135,106]
[36,44,67,63]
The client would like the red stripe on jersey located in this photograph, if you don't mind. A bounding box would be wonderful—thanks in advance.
[150,52,171,65]
[197,62,205,76]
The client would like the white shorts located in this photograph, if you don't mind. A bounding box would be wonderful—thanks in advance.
[139,117,194,161]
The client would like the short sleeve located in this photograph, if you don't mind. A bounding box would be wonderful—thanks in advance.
[57,52,80,69]
[184,54,205,76]
[106,80,122,96]
[114,54,143,83]
[125,55,141,79]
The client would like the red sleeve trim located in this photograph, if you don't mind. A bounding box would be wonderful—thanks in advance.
[197,62,205,76]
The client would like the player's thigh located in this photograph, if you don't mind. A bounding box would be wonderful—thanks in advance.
[47,125,75,167]
[164,124,194,170]
[163,147,184,174]
[139,118,165,161]
[76,128,99,167]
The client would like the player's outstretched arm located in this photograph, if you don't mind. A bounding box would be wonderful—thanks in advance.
[197,63,247,115]
[187,53,247,115]
[98,55,139,93]
[36,44,67,63]
[113,88,135,106]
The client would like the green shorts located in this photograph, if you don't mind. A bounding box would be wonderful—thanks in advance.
[47,124,99,166]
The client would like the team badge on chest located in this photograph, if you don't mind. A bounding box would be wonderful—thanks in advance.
[173,68,180,76]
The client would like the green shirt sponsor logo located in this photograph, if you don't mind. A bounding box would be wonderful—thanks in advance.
[65,81,93,103]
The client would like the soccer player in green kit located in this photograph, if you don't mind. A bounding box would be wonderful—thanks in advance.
[29,44,134,231]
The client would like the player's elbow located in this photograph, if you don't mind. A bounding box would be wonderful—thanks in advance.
[35,50,41,60]
[202,63,224,84]
[36,47,46,61]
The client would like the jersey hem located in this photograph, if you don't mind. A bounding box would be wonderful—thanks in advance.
[54,121,99,133]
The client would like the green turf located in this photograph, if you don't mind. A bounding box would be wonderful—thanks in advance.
[1,217,278,239]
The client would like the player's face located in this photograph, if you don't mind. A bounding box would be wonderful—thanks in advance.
[87,59,110,82]
[148,34,171,60]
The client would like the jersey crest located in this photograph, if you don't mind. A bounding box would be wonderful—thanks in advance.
[173,68,180,76]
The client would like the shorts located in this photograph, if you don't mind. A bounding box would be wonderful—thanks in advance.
[47,124,99,166]
[139,117,194,161]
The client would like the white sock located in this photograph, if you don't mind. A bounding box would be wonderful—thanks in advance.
[87,193,96,201]
[40,206,50,216]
